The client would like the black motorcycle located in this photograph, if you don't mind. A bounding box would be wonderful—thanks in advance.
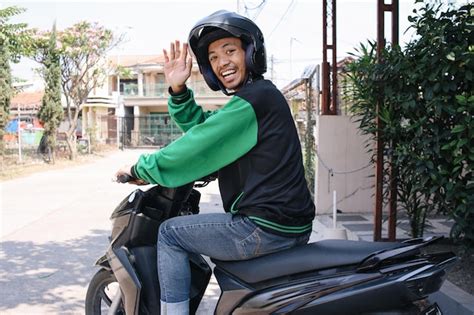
[85,177,457,314]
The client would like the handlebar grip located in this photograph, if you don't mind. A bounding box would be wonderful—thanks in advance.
[117,174,134,183]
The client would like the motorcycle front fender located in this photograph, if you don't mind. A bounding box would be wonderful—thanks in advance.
[94,254,111,270]
[108,246,142,315]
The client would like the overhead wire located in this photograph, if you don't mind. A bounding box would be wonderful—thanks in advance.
[242,0,267,20]
[268,0,297,39]
[252,1,267,20]
[243,0,266,11]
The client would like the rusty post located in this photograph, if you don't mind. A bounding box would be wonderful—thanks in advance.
[387,0,399,241]
[322,0,337,115]
[375,0,399,242]
[322,0,329,115]
[374,0,385,242]
[331,0,338,115]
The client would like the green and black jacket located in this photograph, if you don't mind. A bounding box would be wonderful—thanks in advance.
[132,79,315,237]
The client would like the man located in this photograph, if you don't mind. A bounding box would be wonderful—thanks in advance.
[116,10,315,314]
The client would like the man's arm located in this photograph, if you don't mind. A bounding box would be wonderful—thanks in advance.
[132,96,258,187]
[168,88,216,132]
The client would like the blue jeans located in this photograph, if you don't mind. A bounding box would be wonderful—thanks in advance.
[157,213,310,305]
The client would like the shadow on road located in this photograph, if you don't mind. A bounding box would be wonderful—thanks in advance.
[0,229,109,312]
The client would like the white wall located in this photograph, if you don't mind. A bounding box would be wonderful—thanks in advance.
[315,115,374,214]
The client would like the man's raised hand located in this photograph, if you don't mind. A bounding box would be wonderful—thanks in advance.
[163,40,193,94]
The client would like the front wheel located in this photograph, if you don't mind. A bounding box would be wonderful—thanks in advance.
[85,269,125,315]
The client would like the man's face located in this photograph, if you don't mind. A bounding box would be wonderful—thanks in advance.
[208,37,247,91]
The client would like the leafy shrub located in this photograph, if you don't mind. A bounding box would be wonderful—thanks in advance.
[345,2,473,246]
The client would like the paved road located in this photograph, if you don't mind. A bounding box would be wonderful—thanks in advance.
[0,149,224,314]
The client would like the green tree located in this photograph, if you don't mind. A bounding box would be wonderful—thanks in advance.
[0,41,12,159]
[406,2,474,247]
[37,23,63,164]
[346,2,473,247]
[0,6,32,160]
[0,6,32,62]
[33,21,116,160]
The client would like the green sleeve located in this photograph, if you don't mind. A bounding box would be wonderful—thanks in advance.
[133,96,258,187]
[168,89,215,132]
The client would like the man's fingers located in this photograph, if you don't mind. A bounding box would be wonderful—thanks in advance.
[170,42,175,60]
[175,40,181,59]
[129,179,149,186]
[181,42,189,61]
[167,40,189,62]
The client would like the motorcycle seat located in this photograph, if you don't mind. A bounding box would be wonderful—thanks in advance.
[212,239,401,284]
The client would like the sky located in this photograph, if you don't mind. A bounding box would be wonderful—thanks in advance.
[6,0,468,88]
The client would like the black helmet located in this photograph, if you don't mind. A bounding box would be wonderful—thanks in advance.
[188,10,267,93]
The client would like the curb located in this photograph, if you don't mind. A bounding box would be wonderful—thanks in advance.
[429,281,474,315]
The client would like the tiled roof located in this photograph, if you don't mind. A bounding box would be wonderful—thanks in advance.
[108,54,166,67]
[10,91,44,110]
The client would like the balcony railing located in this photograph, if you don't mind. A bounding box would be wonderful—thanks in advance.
[143,83,167,97]
[122,83,139,96]
[120,81,221,97]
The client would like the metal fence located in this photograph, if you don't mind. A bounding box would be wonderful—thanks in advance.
[3,129,77,164]
[119,114,183,149]
[1,114,183,165]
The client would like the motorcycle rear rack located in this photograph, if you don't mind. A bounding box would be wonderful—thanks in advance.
[357,236,443,271]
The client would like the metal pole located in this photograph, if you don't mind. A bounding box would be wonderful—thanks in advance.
[374,0,399,241]
[374,0,385,242]
[331,0,338,115]
[116,55,121,149]
[388,0,399,241]
[322,0,337,116]
[314,65,320,209]
[17,105,22,163]
[322,0,329,115]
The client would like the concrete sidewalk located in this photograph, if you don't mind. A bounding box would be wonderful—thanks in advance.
[317,212,454,241]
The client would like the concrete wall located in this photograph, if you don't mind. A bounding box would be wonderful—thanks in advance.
[315,115,374,214]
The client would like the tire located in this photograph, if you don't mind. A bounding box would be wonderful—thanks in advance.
[85,269,125,315]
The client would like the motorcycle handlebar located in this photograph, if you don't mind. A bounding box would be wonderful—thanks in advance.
[116,174,134,183]
[114,172,217,186]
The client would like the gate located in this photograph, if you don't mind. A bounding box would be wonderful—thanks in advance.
[119,114,183,148]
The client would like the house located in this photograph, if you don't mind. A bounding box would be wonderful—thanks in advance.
[5,91,44,147]
[82,55,229,148]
